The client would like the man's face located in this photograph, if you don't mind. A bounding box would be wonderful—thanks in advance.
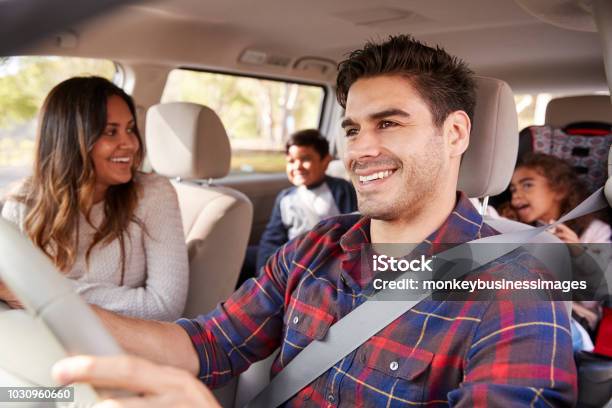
[286,145,331,187]
[342,75,448,221]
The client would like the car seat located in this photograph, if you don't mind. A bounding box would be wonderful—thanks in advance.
[518,95,612,193]
[146,102,254,317]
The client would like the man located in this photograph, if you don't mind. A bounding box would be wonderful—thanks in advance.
[52,35,576,407]
[256,129,357,270]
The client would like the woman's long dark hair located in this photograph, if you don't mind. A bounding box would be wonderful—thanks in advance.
[18,76,144,282]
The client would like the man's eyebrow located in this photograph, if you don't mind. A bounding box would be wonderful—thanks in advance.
[518,177,534,183]
[369,108,410,120]
[340,117,357,129]
[340,109,409,128]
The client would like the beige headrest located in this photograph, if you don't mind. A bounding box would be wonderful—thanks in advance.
[458,76,519,198]
[545,95,612,128]
[146,102,231,179]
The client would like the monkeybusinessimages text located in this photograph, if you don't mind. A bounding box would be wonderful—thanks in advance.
[371,254,587,293]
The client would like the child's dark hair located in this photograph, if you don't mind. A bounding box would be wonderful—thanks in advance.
[285,129,329,158]
[517,153,596,235]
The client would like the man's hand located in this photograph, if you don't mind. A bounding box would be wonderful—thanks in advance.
[0,281,23,309]
[52,355,221,408]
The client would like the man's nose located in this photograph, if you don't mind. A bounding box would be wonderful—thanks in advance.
[345,129,381,161]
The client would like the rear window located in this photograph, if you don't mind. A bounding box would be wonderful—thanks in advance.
[0,56,117,193]
[513,92,607,130]
[514,93,554,131]
[161,69,326,175]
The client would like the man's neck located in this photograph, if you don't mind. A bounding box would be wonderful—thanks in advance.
[370,192,457,244]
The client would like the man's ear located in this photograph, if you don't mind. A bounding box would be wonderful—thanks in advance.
[444,111,470,158]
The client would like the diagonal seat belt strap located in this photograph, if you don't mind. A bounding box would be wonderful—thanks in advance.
[246,299,427,408]
[245,187,608,408]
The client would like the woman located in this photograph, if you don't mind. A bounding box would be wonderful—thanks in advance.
[0,76,188,321]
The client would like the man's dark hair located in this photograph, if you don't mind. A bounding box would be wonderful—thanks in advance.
[336,34,476,127]
[285,129,329,158]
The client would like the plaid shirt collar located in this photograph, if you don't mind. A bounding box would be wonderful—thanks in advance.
[338,192,484,287]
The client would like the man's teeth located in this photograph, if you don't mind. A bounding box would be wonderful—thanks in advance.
[110,157,130,163]
[359,170,393,183]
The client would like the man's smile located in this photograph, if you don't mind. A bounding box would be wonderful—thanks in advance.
[357,169,396,185]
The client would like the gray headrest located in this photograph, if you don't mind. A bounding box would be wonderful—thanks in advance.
[545,95,612,128]
[458,76,519,198]
[146,102,231,179]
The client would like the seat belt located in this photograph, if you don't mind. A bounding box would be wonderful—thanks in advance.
[245,186,609,408]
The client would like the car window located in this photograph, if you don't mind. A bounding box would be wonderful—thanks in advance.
[513,92,606,130]
[515,93,554,130]
[0,56,117,194]
[161,69,326,175]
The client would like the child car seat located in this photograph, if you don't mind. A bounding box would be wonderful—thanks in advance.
[520,95,612,193]
[518,122,612,193]
[491,95,612,208]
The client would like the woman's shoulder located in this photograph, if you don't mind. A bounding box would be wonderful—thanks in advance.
[3,179,29,196]
[133,172,178,209]
[135,172,175,195]
[1,179,30,226]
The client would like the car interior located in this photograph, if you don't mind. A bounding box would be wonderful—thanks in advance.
[0,0,611,406]
[146,101,253,317]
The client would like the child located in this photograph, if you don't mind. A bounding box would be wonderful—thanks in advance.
[508,152,611,351]
[256,129,357,269]
[509,153,610,243]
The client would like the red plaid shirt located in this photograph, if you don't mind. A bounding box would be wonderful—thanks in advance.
[178,193,577,407]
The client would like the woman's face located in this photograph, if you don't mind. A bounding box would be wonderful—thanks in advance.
[90,95,140,200]
[509,166,562,224]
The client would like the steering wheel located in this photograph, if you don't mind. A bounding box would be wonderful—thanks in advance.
[0,217,125,405]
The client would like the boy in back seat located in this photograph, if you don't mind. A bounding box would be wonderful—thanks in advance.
[256,129,357,270]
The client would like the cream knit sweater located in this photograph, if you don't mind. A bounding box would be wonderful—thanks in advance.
[1,172,189,321]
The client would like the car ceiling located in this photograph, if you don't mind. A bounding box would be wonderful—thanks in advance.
[17,0,608,93]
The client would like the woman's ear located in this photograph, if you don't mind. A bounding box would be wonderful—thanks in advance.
[444,110,470,158]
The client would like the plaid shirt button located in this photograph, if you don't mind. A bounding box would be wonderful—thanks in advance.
[293,316,299,324]
[390,361,399,371]
[327,394,335,402]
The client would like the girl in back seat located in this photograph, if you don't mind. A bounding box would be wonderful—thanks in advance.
[508,152,610,243]
[0,76,188,321]
[507,152,610,351]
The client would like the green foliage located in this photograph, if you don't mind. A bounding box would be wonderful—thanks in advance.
[0,59,324,176]
[161,69,324,173]
[0,56,115,131]
[163,70,324,146]
[0,56,115,168]
[230,150,286,174]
